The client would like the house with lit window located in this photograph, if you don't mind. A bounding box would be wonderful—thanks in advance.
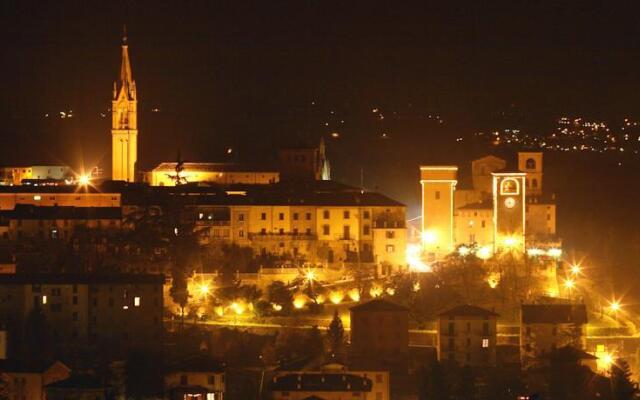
[0,360,70,400]
[164,354,225,400]
[436,305,498,367]
[269,370,373,400]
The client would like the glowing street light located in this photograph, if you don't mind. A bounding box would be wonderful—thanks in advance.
[78,174,91,186]
[458,246,471,256]
[564,279,575,289]
[570,264,581,275]
[198,283,210,297]
[421,230,438,245]
[305,270,316,283]
[609,301,621,313]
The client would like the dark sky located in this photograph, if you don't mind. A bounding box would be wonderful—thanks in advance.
[3,1,640,209]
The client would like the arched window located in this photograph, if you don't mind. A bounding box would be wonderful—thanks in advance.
[532,178,538,188]
[500,178,520,195]
[526,158,536,170]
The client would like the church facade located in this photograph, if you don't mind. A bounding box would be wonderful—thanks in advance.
[111,32,138,182]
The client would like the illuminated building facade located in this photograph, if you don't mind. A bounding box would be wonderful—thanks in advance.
[421,152,558,257]
[492,172,526,252]
[420,166,457,259]
[0,166,72,186]
[149,162,279,186]
[279,138,331,181]
[111,32,138,182]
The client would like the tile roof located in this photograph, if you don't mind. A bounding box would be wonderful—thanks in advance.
[438,304,499,317]
[350,299,408,313]
[521,304,588,325]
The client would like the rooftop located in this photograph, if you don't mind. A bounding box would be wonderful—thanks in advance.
[438,304,499,318]
[151,162,278,173]
[1,204,121,220]
[521,304,588,324]
[166,354,225,373]
[0,273,165,285]
[456,200,493,210]
[45,374,106,390]
[350,299,408,313]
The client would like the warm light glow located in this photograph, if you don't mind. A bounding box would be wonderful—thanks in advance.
[293,295,307,309]
[487,272,500,289]
[386,287,396,296]
[502,235,520,248]
[272,303,283,311]
[546,287,559,297]
[78,174,90,186]
[476,246,493,260]
[303,269,316,283]
[316,294,326,304]
[198,283,210,297]
[564,279,575,289]
[570,264,581,275]
[547,248,563,258]
[406,243,432,272]
[329,291,344,304]
[369,286,383,298]
[600,352,614,369]
[230,301,245,315]
[214,306,224,317]
[412,282,421,292]
[347,288,360,302]
[527,247,545,257]
[609,301,621,312]
[421,230,438,245]
[458,246,471,256]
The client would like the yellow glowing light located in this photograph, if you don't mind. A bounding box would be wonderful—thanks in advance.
[369,286,383,298]
[78,174,90,186]
[421,230,438,245]
[546,287,559,297]
[564,279,575,289]
[406,243,431,272]
[458,246,471,256]
[527,247,545,257]
[214,306,224,317]
[412,282,421,292]
[609,301,621,312]
[570,264,581,275]
[347,288,360,302]
[502,236,520,248]
[316,294,326,304]
[198,283,210,297]
[271,303,283,311]
[547,248,563,258]
[476,246,493,260]
[487,272,500,289]
[305,270,316,282]
[293,295,307,309]
[601,352,614,368]
[386,287,395,296]
[329,291,344,304]
[230,302,245,315]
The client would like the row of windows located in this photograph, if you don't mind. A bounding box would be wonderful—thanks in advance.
[259,210,372,221]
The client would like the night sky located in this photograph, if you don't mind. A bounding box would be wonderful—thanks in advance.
[3,1,640,208]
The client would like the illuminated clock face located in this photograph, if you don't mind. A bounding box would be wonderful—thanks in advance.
[504,197,516,208]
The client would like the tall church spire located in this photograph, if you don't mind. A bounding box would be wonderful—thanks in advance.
[111,27,138,182]
[116,25,136,101]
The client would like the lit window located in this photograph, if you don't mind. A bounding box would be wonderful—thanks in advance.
[207,394,215,400]
[33,195,41,201]
[134,297,141,307]
[42,295,47,304]
[482,338,489,348]
[500,178,520,195]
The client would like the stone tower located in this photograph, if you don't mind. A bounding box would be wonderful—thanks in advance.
[420,166,458,259]
[111,28,138,182]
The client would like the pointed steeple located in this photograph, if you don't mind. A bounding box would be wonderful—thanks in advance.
[116,25,135,100]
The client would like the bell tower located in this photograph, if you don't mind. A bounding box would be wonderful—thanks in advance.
[111,27,138,182]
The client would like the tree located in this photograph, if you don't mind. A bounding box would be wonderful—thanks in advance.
[326,310,344,356]
[611,359,639,400]
[548,346,593,400]
[305,325,325,360]
[267,281,293,313]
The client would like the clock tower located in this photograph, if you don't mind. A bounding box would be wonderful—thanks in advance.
[111,28,138,182]
[492,172,526,253]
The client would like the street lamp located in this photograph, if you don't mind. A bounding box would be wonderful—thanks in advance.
[570,264,581,275]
